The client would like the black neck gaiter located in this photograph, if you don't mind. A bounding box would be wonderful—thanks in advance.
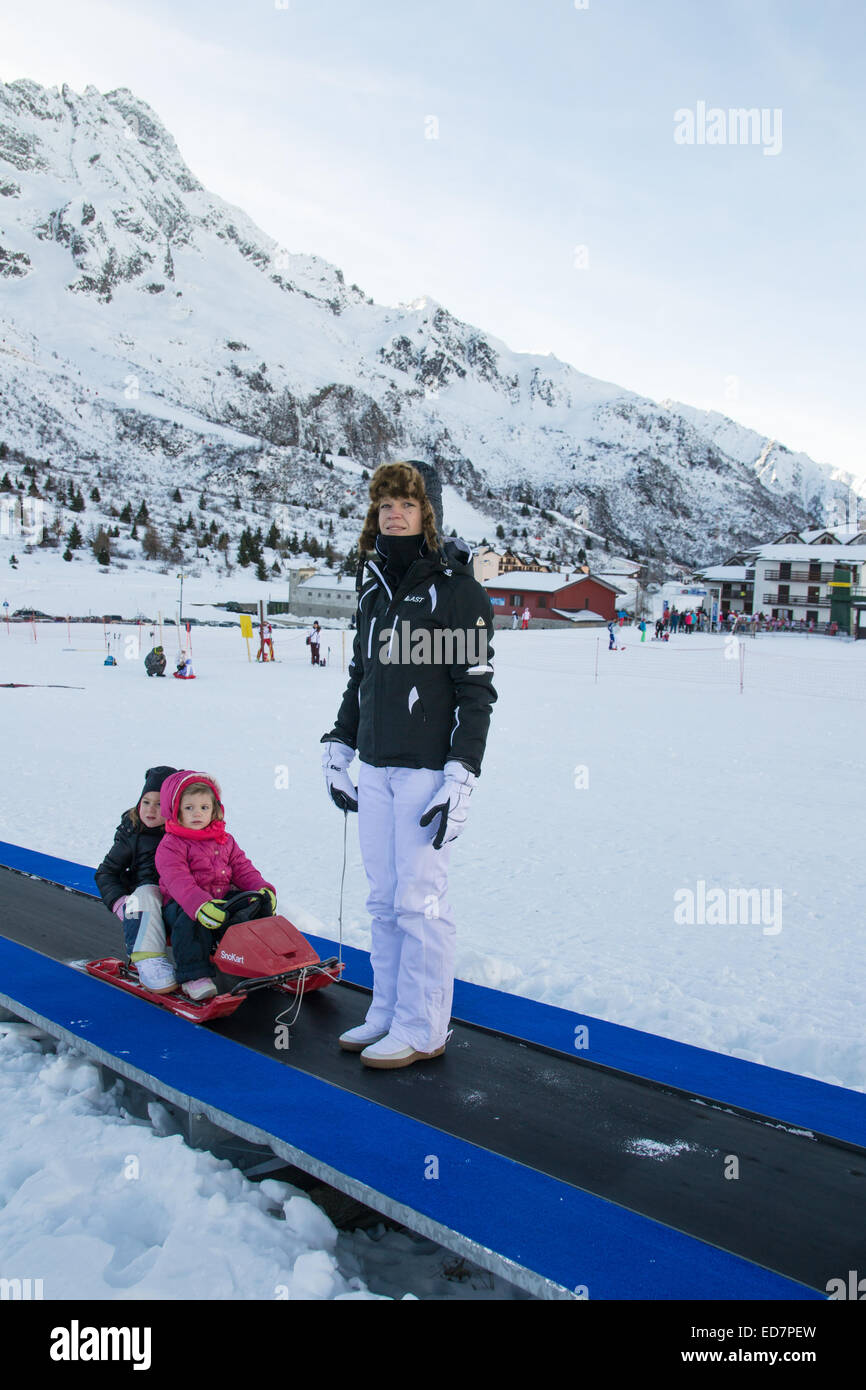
[375,532,426,585]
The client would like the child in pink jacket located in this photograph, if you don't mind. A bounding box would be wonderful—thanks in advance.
[155,769,276,1001]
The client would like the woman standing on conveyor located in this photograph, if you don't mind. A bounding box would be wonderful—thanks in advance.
[320,462,497,1070]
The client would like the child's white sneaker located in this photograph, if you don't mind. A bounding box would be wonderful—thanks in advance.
[182,977,218,1002]
[136,956,177,994]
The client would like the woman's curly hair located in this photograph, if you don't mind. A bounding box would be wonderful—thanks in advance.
[357,462,440,554]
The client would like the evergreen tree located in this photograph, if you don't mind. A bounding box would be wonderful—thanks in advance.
[70,490,85,513]
[255,558,268,582]
[199,492,207,510]
[67,522,83,550]
[63,547,73,562]
[92,527,111,566]
[90,486,101,502]
[266,521,280,549]
[135,500,149,525]
[119,502,132,523]
[142,526,162,560]
[28,480,41,497]
[0,472,12,491]
[173,487,182,503]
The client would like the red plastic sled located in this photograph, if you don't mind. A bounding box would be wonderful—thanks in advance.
[213,915,343,996]
[84,914,343,1024]
[83,956,244,1023]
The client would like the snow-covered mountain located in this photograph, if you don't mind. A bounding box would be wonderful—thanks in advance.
[0,77,858,568]
[662,402,862,529]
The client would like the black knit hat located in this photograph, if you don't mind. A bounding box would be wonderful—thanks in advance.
[140,765,177,801]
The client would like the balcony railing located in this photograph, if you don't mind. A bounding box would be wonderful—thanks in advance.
[762,593,831,608]
[762,568,833,583]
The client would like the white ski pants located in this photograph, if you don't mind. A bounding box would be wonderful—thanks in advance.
[122,882,168,961]
[357,763,456,1053]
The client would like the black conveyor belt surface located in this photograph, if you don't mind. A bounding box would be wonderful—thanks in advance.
[1,866,863,1293]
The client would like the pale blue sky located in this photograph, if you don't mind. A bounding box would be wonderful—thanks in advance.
[2,0,863,479]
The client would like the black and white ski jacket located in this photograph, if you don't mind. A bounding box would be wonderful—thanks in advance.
[323,549,497,776]
[95,814,165,913]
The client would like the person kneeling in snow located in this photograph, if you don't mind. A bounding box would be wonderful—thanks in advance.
[144,646,166,677]
[155,771,276,1002]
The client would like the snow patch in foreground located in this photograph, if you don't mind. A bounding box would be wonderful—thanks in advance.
[0,1029,523,1301]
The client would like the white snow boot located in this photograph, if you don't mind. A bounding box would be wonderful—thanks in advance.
[339,1022,390,1052]
[135,956,178,994]
[360,1030,447,1069]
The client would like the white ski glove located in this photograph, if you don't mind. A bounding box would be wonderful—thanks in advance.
[419,761,477,850]
[322,740,358,813]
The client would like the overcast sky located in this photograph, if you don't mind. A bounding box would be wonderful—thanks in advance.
[2,0,863,482]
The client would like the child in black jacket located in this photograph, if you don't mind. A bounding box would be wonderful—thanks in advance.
[95,765,178,993]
